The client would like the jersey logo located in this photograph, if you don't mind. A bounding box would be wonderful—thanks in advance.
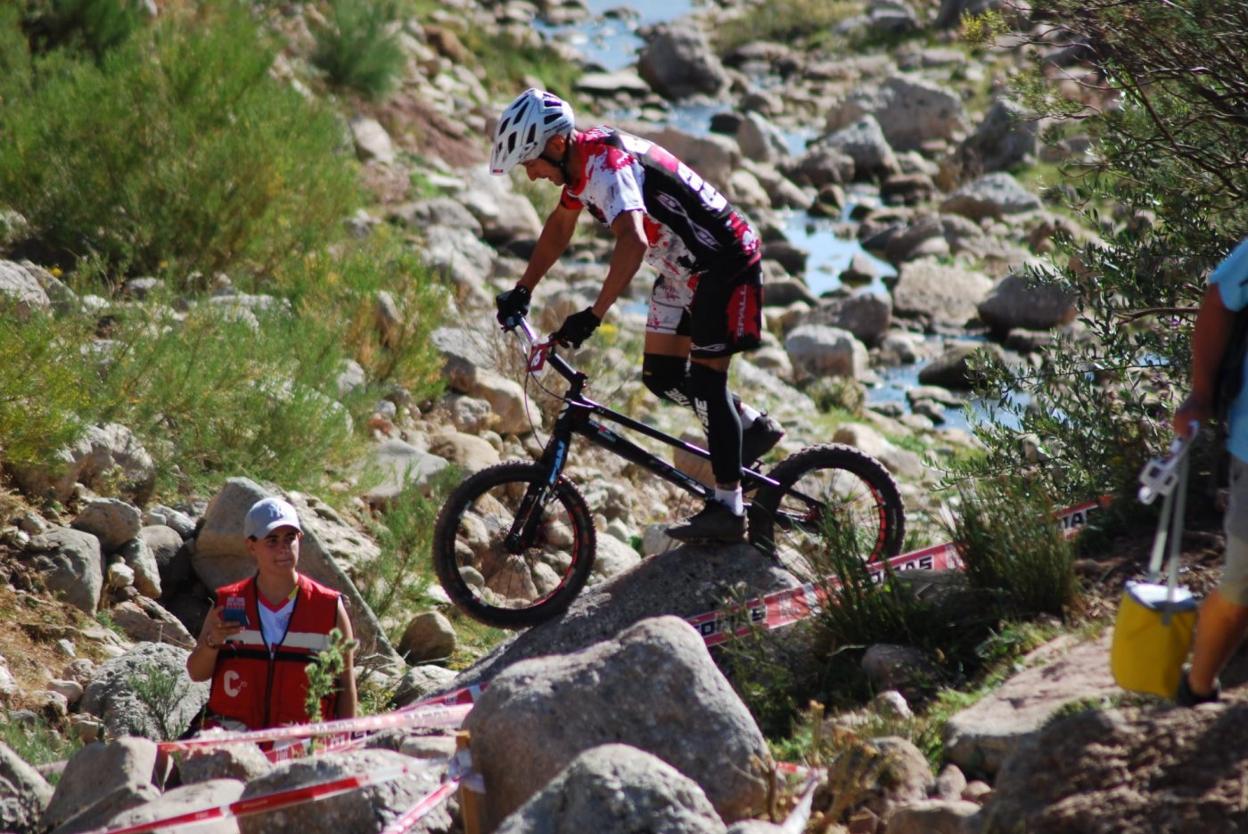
[655,193,721,250]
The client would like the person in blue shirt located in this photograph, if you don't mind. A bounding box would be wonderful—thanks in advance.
[1171,236,1248,705]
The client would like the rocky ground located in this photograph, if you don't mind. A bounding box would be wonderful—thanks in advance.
[3,0,1247,832]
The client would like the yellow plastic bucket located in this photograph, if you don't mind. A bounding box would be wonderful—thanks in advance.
[1110,580,1198,698]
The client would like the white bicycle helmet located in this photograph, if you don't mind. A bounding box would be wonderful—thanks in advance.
[490,88,575,175]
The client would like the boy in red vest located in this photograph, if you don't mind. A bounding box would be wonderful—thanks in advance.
[187,496,358,730]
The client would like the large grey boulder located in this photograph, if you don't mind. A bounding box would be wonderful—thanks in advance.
[100,779,244,834]
[236,749,451,834]
[944,633,1119,777]
[79,643,208,741]
[348,116,395,164]
[917,342,1006,390]
[0,741,53,834]
[792,145,856,188]
[820,116,899,181]
[363,438,451,505]
[462,169,543,245]
[783,324,869,382]
[22,526,103,614]
[495,744,727,834]
[116,538,161,598]
[0,259,51,317]
[941,172,1042,221]
[638,22,729,100]
[960,98,1038,173]
[445,543,800,689]
[175,744,274,785]
[464,617,770,828]
[801,293,893,346]
[139,524,185,593]
[9,422,155,505]
[423,224,496,300]
[976,271,1077,336]
[827,76,968,152]
[108,598,195,648]
[891,259,993,327]
[72,498,143,554]
[736,112,788,165]
[42,737,160,834]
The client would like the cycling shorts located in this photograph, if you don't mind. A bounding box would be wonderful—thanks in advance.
[645,261,763,359]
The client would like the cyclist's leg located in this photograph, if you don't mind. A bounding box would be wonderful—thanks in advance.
[642,274,774,442]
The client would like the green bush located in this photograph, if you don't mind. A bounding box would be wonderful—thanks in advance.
[948,477,1078,618]
[0,2,358,277]
[274,232,448,402]
[0,304,91,470]
[312,0,405,100]
[360,472,459,629]
[21,0,144,60]
[92,302,370,496]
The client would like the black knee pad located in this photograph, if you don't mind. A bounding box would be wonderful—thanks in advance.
[687,364,742,485]
[642,354,691,407]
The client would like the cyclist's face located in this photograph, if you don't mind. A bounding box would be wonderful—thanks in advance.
[522,138,566,185]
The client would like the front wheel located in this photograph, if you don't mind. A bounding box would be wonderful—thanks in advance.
[432,462,597,629]
[749,444,905,566]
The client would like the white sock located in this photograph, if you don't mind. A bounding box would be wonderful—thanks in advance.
[738,402,761,427]
[715,486,744,516]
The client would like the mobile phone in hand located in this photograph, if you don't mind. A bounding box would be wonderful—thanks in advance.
[221,606,249,628]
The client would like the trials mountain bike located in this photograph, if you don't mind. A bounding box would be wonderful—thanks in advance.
[432,316,905,628]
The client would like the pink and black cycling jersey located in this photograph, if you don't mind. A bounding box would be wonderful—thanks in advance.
[559,127,761,282]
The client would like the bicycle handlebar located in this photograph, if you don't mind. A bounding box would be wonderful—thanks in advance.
[503,314,582,387]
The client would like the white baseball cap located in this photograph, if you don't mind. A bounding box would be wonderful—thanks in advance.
[244,496,302,540]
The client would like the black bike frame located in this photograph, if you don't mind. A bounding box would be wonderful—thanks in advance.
[502,319,782,551]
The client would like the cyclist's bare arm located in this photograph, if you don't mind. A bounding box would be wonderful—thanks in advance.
[520,202,582,291]
[591,209,648,318]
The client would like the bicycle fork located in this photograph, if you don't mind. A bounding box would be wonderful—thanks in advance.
[503,424,575,553]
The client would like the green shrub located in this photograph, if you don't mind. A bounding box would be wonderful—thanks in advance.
[311,0,405,100]
[0,304,91,470]
[274,232,448,402]
[92,302,370,496]
[22,0,145,60]
[948,477,1078,618]
[127,663,193,740]
[0,3,358,277]
[0,715,79,781]
[305,627,357,723]
[360,472,459,628]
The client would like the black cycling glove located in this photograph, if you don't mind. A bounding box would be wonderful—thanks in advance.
[495,284,531,327]
[552,307,601,348]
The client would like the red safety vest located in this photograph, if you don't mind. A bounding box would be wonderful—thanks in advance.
[205,574,341,730]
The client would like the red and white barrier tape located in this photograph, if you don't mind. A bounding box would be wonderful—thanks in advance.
[159,702,471,754]
[79,759,446,834]
[378,780,461,834]
[689,542,963,647]
[689,497,1105,646]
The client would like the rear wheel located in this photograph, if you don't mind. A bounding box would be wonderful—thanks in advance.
[432,462,596,629]
[749,444,904,566]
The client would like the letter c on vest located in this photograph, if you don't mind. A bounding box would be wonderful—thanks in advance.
[224,670,243,698]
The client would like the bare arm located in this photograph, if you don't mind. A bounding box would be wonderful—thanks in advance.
[333,599,357,720]
[1174,283,1237,436]
[519,202,582,291]
[591,210,649,319]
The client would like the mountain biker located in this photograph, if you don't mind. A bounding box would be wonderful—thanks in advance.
[490,88,784,543]
[1171,235,1248,705]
